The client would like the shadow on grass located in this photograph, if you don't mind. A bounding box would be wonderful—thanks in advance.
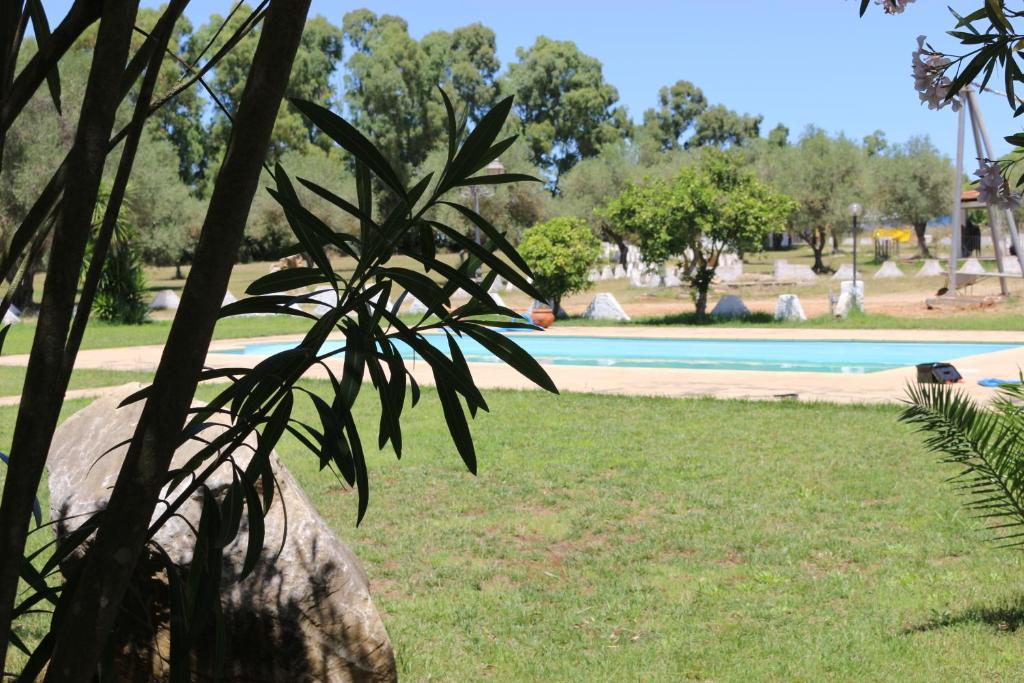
[904,597,1024,634]
[635,312,777,326]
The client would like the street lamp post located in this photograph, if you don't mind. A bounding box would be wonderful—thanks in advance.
[849,202,862,310]
[462,159,505,244]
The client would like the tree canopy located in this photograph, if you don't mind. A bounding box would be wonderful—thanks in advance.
[603,151,793,320]
[505,36,629,185]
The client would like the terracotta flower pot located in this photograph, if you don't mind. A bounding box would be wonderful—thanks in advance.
[530,307,555,328]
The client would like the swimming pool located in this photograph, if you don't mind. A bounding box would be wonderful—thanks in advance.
[221,334,1019,374]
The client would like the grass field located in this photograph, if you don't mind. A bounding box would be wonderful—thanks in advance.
[0,367,154,397]
[6,386,1024,680]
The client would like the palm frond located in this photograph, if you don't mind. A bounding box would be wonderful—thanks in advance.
[901,382,1024,547]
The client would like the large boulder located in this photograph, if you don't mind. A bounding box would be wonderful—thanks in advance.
[47,390,396,682]
[582,293,630,321]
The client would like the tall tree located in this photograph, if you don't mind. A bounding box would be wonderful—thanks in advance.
[505,36,628,185]
[863,129,888,157]
[136,8,207,188]
[603,151,793,320]
[689,104,762,149]
[642,79,707,151]
[192,7,343,172]
[768,123,789,147]
[764,127,866,272]
[342,9,442,185]
[422,22,501,124]
[874,136,952,258]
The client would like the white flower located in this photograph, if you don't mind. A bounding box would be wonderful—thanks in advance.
[975,160,1021,210]
[876,0,915,13]
[912,35,961,112]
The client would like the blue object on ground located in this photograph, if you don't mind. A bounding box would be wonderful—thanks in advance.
[978,378,1023,387]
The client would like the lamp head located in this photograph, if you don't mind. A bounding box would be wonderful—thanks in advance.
[849,202,862,218]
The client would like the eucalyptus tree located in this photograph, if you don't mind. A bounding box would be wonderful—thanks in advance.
[0,2,554,680]
[689,104,763,149]
[505,36,629,185]
[641,79,707,151]
[422,22,502,125]
[341,9,443,187]
[192,6,344,172]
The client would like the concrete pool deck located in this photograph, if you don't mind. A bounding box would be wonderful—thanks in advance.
[3,326,1022,405]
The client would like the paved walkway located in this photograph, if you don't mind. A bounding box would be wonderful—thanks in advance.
[2,327,1021,406]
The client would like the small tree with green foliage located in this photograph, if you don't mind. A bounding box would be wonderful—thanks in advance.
[518,216,599,314]
[604,151,794,321]
[87,185,148,324]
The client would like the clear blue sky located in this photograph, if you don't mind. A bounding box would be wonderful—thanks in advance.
[40,1,1020,161]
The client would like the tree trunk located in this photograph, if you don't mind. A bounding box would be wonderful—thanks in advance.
[613,234,628,267]
[694,285,709,323]
[42,3,311,678]
[831,228,840,255]
[913,221,932,258]
[0,1,140,673]
[800,227,829,274]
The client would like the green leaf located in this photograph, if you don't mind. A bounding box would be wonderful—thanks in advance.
[238,466,266,579]
[456,322,559,394]
[291,98,406,197]
[26,0,62,115]
[451,172,541,187]
[434,375,477,475]
[246,267,331,295]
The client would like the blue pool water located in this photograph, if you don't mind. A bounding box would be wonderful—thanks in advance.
[222,334,1019,374]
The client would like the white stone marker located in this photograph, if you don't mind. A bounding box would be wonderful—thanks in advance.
[831,263,858,280]
[582,292,630,321]
[774,294,806,321]
[915,259,944,277]
[710,294,750,319]
[958,257,986,275]
[873,261,904,278]
[834,280,865,318]
[149,289,180,310]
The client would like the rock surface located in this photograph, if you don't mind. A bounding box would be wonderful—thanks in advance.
[582,293,630,321]
[710,295,750,319]
[47,390,397,682]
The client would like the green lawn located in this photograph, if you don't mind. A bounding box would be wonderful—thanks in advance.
[5,387,1024,680]
[0,315,312,356]
[0,367,153,397]
[567,308,1024,331]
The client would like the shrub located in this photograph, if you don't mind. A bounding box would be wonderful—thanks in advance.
[518,216,599,313]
